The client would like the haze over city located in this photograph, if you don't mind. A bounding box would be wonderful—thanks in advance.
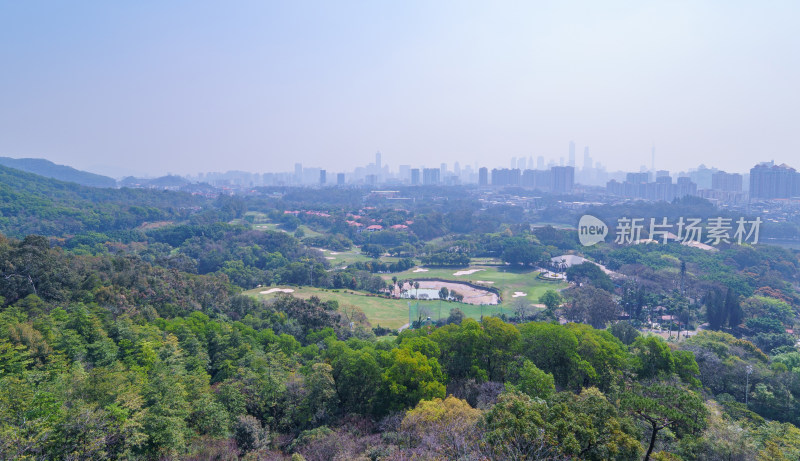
[1,1,798,177]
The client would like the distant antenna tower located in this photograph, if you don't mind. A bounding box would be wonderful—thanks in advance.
[651,145,655,171]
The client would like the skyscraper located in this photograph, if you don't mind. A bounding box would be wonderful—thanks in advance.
[319,170,326,185]
[583,147,592,170]
[411,168,420,186]
[651,145,655,171]
[750,161,798,199]
[479,167,488,186]
[569,141,576,167]
[337,173,345,186]
[551,166,575,194]
[294,163,303,184]
[423,168,440,185]
[537,156,545,170]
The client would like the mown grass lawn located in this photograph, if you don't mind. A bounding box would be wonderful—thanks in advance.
[387,264,567,305]
[243,286,508,330]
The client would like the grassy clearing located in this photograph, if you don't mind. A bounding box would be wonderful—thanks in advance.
[387,264,567,305]
[243,286,508,330]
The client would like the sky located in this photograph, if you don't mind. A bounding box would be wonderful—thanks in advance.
[1,1,798,178]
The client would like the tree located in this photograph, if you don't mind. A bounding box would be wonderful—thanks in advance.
[621,380,708,461]
[508,360,555,400]
[401,396,482,458]
[564,285,620,329]
[566,262,614,292]
[539,289,562,313]
[438,286,449,300]
[481,390,560,460]
[376,348,446,413]
[234,415,269,454]
[609,321,640,345]
[447,308,465,325]
[301,363,339,427]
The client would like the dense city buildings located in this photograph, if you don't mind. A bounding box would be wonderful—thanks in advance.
[188,152,796,208]
[750,161,800,199]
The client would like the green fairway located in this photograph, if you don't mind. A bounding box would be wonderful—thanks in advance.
[244,286,510,330]
[243,263,566,330]
[386,264,567,305]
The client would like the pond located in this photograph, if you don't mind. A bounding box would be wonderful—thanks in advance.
[400,288,443,300]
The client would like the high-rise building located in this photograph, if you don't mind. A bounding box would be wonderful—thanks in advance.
[626,172,650,184]
[440,163,447,178]
[551,166,574,194]
[319,170,326,185]
[517,157,526,170]
[453,161,461,177]
[491,168,521,187]
[479,167,488,186]
[423,168,440,185]
[711,171,743,192]
[569,141,576,167]
[750,161,798,199]
[294,163,303,184]
[411,168,420,185]
[537,156,545,170]
[337,173,345,186]
[398,164,411,182]
[583,147,592,170]
[510,157,517,169]
[651,146,655,171]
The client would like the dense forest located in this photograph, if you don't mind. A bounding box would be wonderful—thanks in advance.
[1,165,800,460]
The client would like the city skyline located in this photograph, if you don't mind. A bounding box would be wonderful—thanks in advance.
[2,1,799,177]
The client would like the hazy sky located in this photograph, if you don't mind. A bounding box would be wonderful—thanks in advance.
[1,1,798,177]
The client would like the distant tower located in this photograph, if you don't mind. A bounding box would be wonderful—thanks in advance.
[510,157,517,169]
[319,170,326,185]
[375,151,382,181]
[583,147,592,170]
[294,163,303,184]
[479,167,488,186]
[537,156,545,170]
[651,145,655,171]
[569,141,576,167]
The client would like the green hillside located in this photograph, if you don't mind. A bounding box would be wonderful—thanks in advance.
[0,157,117,187]
[0,164,204,237]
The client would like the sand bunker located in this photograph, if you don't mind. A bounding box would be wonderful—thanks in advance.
[260,288,295,294]
[329,252,340,255]
[512,292,527,298]
[325,257,335,260]
[453,268,484,276]
[475,280,495,284]
[395,280,498,305]
[413,268,429,273]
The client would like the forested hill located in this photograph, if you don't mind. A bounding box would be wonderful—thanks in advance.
[0,157,117,188]
[0,164,207,237]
